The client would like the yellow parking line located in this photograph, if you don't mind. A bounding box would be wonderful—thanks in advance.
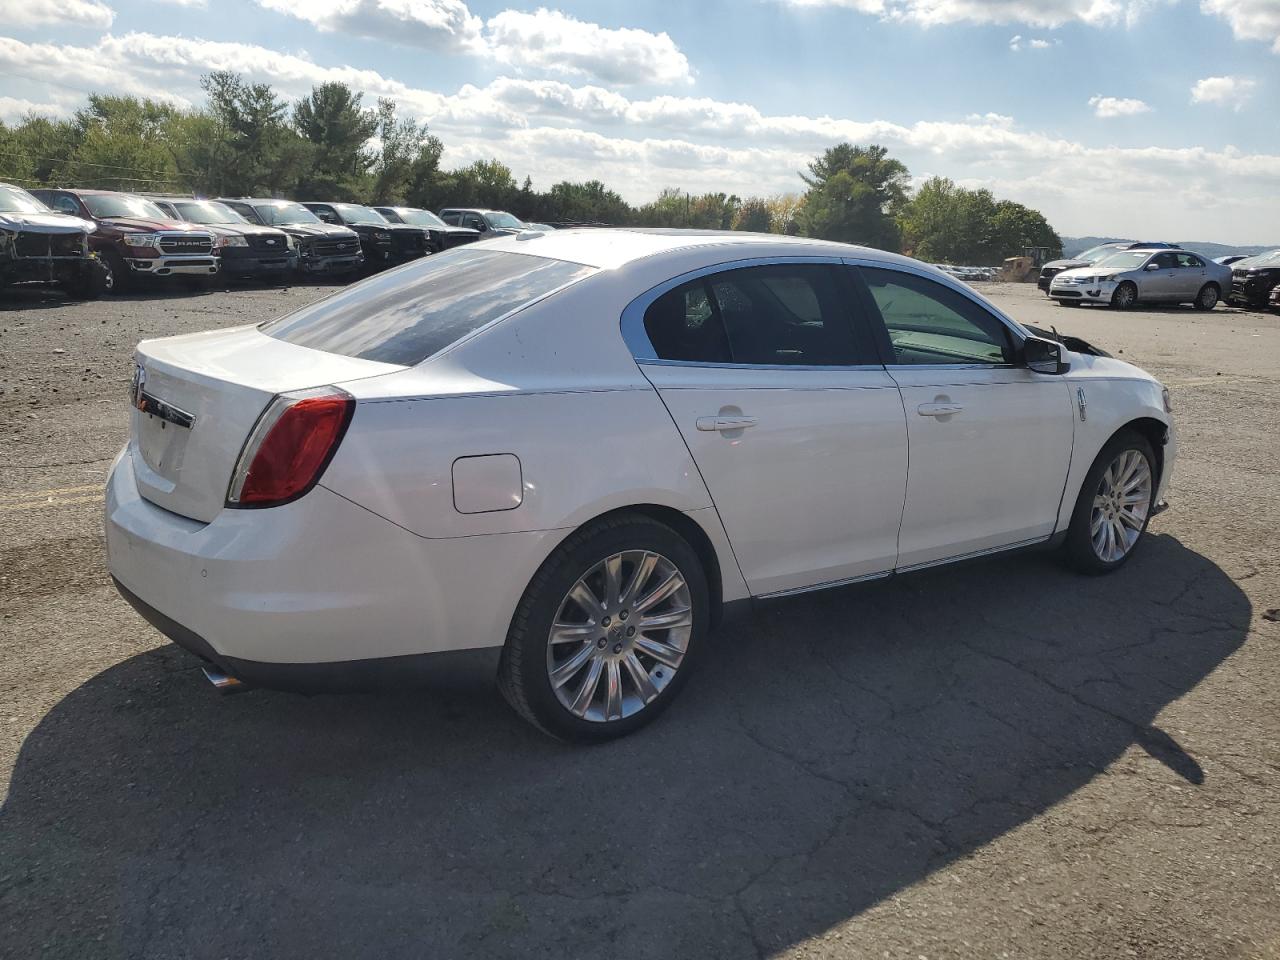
[0,494,104,513]
[0,484,102,503]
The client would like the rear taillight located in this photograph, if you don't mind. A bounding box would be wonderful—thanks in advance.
[226,387,354,508]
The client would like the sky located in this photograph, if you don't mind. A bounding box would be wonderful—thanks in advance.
[0,0,1277,242]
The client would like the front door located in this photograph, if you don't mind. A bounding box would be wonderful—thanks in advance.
[631,261,909,596]
[1139,251,1182,301]
[854,264,1076,570]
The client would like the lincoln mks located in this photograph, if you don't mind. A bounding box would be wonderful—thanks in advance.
[106,230,1175,740]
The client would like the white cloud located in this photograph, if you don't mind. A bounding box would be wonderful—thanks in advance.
[780,0,1173,28]
[252,2,692,85]
[0,32,1276,239]
[0,0,113,28]
[255,0,484,52]
[0,94,68,123]
[1088,94,1151,117]
[483,8,692,86]
[1201,0,1280,53]
[1190,75,1257,108]
[1010,33,1054,49]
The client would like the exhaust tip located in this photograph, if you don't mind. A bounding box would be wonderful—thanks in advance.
[202,664,249,694]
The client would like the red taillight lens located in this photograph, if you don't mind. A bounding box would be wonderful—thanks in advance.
[227,388,354,508]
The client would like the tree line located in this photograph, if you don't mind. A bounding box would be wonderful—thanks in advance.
[0,72,1061,264]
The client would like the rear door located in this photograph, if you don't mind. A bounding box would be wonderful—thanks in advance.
[1175,252,1207,299]
[628,259,908,597]
[851,263,1075,570]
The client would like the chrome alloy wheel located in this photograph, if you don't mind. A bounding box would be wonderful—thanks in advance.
[546,550,692,723]
[1090,449,1153,563]
[1112,283,1136,308]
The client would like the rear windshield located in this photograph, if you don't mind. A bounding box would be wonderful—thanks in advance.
[261,247,595,365]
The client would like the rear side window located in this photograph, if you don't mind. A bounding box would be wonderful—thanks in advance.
[642,264,862,366]
[262,248,594,365]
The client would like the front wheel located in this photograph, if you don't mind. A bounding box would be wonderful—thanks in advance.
[1193,283,1219,311]
[1064,431,1157,574]
[499,514,709,742]
[1111,281,1137,310]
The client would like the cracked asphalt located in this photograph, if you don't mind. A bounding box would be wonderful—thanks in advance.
[1,279,1278,959]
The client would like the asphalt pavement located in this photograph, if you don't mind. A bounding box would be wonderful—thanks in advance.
[1,279,1277,959]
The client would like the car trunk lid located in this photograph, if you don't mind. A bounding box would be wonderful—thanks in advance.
[131,324,403,522]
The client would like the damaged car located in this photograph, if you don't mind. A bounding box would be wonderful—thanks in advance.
[0,182,107,299]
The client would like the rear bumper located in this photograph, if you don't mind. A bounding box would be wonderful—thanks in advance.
[104,445,551,689]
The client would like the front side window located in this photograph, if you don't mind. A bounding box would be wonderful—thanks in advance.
[859,267,1012,366]
[485,211,524,229]
[464,214,486,231]
[1153,252,1179,269]
[261,247,595,365]
[1175,253,1203,268]
[642,263,861,366]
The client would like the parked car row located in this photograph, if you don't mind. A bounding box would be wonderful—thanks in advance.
[935,264,998,282]
[1040,240,1280,313]
[1,183,551,299]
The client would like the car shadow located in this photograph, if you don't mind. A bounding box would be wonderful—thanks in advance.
[0,534,1248,959]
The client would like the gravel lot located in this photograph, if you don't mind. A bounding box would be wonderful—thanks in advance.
[1,278,1278,960]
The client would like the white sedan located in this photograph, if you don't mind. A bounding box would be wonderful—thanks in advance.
[106,230,1175,741]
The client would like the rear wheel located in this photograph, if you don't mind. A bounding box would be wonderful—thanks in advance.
[1065,430,1157,574]
[1111,281,1137,310]
[499,514,708,742]
[1193,283,1219,311]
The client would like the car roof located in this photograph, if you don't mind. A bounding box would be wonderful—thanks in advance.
[220,197,304,205]
[475,227,927,271]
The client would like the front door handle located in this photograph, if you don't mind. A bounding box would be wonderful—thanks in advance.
[917,403,964,417]
[696,415,759,432]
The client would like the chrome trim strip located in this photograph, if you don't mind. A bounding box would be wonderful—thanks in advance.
[637,359,885,373]
[136,389,196,429]
[756,570,892,600]
[894,535,1051,574]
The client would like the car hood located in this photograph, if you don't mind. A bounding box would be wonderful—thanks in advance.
[1042,258,1089,272]
[101,216,212,234]
[1066,351,1159,385]
[195,223,286,240]
[0,210,95,234]
[1054,265,1129,282]
[439,225,481,237]
[273,222,359,239]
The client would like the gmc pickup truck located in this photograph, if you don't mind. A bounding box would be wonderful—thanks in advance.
[1,182,106,298]
[216,199,363,277]
[372,206,480,252]
[31,188,219,292]
[301,202,423,270]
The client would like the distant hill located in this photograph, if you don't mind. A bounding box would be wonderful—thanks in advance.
[1063,236,1279,260]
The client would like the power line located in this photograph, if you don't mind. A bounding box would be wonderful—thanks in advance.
[0,149,184,178]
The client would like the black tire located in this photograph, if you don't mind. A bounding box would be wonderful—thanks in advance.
[1193,283,1220,311]
[498,513,710,742]
[1110,281,1137,310]
[1064,429,1158,575]
[101,249,131,294]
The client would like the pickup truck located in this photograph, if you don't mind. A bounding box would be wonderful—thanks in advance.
[216,199,363,277]
[1,182,106,298]
[151,198,297,282]
[31,188,220,292]
[438,208,528,238]
[302,202,425,269]
[372,206,480,252]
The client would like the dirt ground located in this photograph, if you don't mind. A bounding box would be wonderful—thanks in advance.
[1,277,1277,960]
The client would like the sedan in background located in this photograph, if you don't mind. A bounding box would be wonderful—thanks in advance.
[372,206,480,252]
[1038,241,1176,293]
[152,198,297,282]
[106,230,1174,741]
[1050,248,1230,310]
[1226,250,1280,309]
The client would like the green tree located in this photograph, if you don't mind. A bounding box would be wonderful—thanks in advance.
[797,143,909,250]
[899,176,1061,264]
[732,197,773,232]
[200,71,305,196]
[292,82,378,199]
[368,99,431,204]
[64,95,184,192]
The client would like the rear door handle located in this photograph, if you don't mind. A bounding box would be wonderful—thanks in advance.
[696,416,759,432]
[917,403,964,417]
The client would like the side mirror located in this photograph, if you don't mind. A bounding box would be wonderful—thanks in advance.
[1144,262,1161,271]
[1022,336,1070,375]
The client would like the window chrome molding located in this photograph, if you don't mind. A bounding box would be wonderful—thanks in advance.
[637,358,885,373]
[620,255,848,363]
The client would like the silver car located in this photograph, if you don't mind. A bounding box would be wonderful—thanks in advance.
[1049,248,1230,310]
